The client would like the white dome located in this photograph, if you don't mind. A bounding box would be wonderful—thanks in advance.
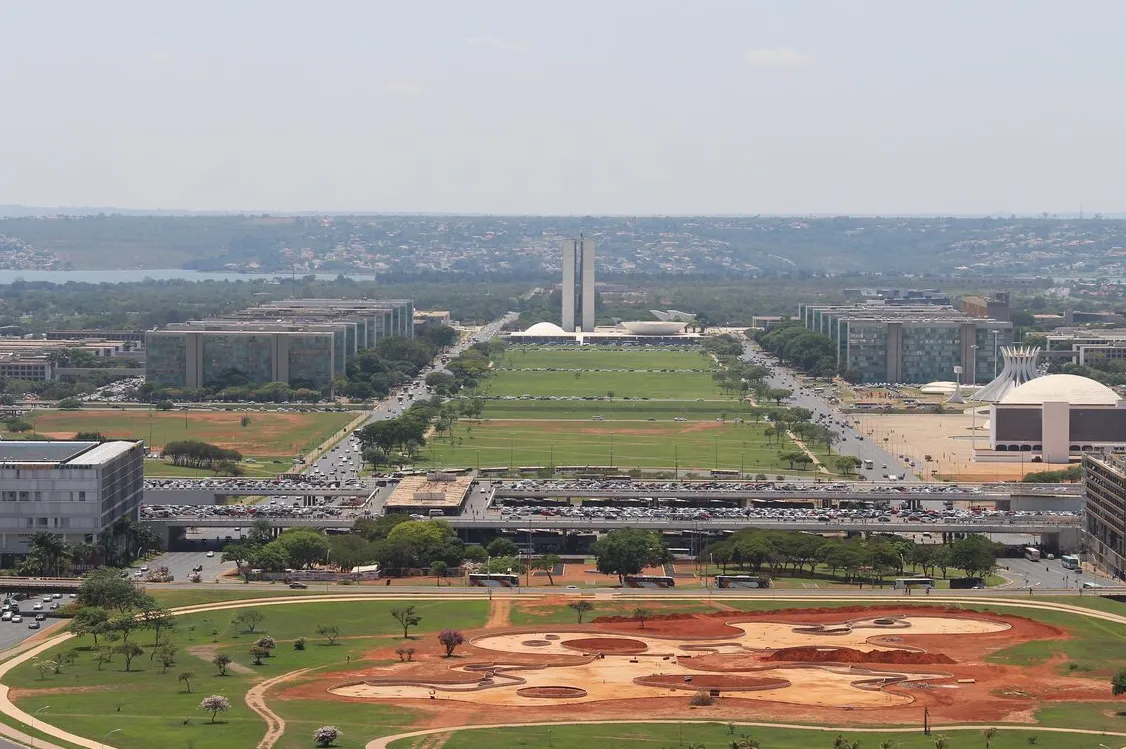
[521,322,568,336]
[998,374,1120,406]
[618,321,688,335]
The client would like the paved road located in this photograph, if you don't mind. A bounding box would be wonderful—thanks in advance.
[142,550,236,583]
[0,593,70,656]
[742,341,922,483]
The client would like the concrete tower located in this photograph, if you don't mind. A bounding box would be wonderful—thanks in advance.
[561,237,596,332]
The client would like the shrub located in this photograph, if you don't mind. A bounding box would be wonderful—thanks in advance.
[293,637,307,651]
[689,690,714,706]
[437,629,465,657]
[313,725,343,747]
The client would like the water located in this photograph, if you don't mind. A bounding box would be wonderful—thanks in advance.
[0,269,368,285]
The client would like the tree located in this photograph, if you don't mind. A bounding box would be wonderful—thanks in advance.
[437,629,465,657]
[70,606,110,646]
[950,534,1001,580]
[316,624,341,645]
[314,726,343,748]
[199,695,232,724]
[1112,667,1126,696]
[142,607,176,642]
[391,606,421,638]
[154,641,178,673]
[932,736,950,749]
[832,736,861,749]
[430,560,449,585]
[233,609,265,633]
[212,653,232,676]
[76,568,152,613]
[255,636,277,657]
[590,529,670,582]
[633,607,652,629]
[108,613,142,644]
[115,642,143,672]
[982,727,998,749]
[531,554,562,585]
[249,645,269,665]
[486,537,519,558]
[27,531,71,576]
[33,659,56,680]
[568,600,595,624]
[178,670,195,693]
[277,529,330,569]
[94,647,113,670]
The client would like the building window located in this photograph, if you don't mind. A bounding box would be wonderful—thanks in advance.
[18,491,29,502]
[78,491,86,501]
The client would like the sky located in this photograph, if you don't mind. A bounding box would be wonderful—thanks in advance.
[1,0,1124,216]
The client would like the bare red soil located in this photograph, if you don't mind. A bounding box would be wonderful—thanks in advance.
[762,646,956,665]
[560,637,649,654]
[517,686,588,698]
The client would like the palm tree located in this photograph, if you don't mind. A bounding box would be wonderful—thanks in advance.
[71,541,99,573]
[27,531,70,576]
[97,531,119,567]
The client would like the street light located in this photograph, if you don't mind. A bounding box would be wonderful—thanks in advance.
[101,727,122,748]
[30,705,50,749]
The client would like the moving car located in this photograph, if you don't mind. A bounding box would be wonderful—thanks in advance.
[288,581,308,589]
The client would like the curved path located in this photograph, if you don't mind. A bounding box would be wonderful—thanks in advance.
[247,667,313,749]
[0,592,1123,749]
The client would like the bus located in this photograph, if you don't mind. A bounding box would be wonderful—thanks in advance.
[1024,547,1042,562]
[1061,554,1080,570]
[715,575,772,589]
[863,459,874,470]
[468,573,520,588]
[623,575,675,588]
[893,577,935,590]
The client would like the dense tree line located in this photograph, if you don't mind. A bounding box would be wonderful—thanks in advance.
[162,440,242,469]
[755,322,840,378]
[701,529,1002,583]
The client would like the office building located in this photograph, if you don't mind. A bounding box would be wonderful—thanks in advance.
[798,303,1012,384]
[0,440,144,556]
[561,237,595,332]
[1042,328,1126,365]
[144,298,414,394]
[1083,452,1126,579]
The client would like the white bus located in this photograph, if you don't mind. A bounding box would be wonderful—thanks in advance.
[1024,547,1041,562]
[863,459,874,470]
[1061,554,1080,570]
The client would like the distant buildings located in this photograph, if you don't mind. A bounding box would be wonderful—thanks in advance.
[145,298,413,393]
[0,337,137,383]
[0,440,144,556]
[561,237,595,332]
[798,302,1012,384]
[960,292,1011,322]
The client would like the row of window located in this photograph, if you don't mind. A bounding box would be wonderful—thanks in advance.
[0,490,87,502]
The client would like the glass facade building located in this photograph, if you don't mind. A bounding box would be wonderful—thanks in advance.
[798,303,1012,384]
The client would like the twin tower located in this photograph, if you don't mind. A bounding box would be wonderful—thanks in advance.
[561,237,595,332]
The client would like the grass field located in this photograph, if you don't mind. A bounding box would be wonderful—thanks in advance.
[20,409,355,459]
[427,417,830,474]
[479,399,759,420]
[6,599,487,749]
[498,347,708,371]
[479,369,723,399]
[389,722,1105,749]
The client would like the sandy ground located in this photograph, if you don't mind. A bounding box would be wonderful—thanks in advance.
[857,411,1074,481]
[325,614,1007,710]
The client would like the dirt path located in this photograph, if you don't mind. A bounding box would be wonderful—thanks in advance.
[187,644,255,675]
[485,598,511,629]
[411,730,452,749]
[246,666,313,749]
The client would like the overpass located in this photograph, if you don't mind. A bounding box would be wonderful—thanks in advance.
[143,514,1083,550]
[144,486,375,506]
[0,577,82,594]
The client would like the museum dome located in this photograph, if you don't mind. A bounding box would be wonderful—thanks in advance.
[997,374,1120,406]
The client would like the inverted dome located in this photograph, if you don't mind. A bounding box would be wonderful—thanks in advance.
[998,374,1120,406]
[618,321,687,335]
[522,322,568,335]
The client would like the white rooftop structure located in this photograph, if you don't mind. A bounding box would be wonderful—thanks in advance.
[617,321,688,335]
[998,374,1120,406]
[970,346,1043,404]
[516,322,568,337]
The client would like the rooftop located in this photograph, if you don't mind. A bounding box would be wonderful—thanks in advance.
[0,440,140,466]
[998,374,1121,406]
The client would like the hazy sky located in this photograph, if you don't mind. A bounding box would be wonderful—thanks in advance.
[1,1,1124,215]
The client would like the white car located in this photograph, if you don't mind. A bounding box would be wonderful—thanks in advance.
[31,602,42,611]
[206,551,215,558]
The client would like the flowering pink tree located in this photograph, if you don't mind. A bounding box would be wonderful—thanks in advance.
[437,629,465,657]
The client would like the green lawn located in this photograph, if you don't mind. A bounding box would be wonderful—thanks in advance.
[498,347,709,371]
[144,458,284,478]
[148,587,331,609]
[426,417,832,474]
[6,599,488,749]
[479,369,723,400]
[391,722,1100,749]
[475,398,760,420]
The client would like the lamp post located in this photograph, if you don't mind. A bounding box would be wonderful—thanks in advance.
[30,705,50,749]
[609,434,614,466]
[674,444,678,479]
[508,433,514,469]
[101,728,122,748]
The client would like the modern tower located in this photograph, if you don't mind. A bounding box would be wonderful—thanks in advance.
[561,237,595,332]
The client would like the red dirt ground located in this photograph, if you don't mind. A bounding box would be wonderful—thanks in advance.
[273,604,1095,731]
[761,646,956,665]
[517,686,589,698]
[560,637,649,654]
